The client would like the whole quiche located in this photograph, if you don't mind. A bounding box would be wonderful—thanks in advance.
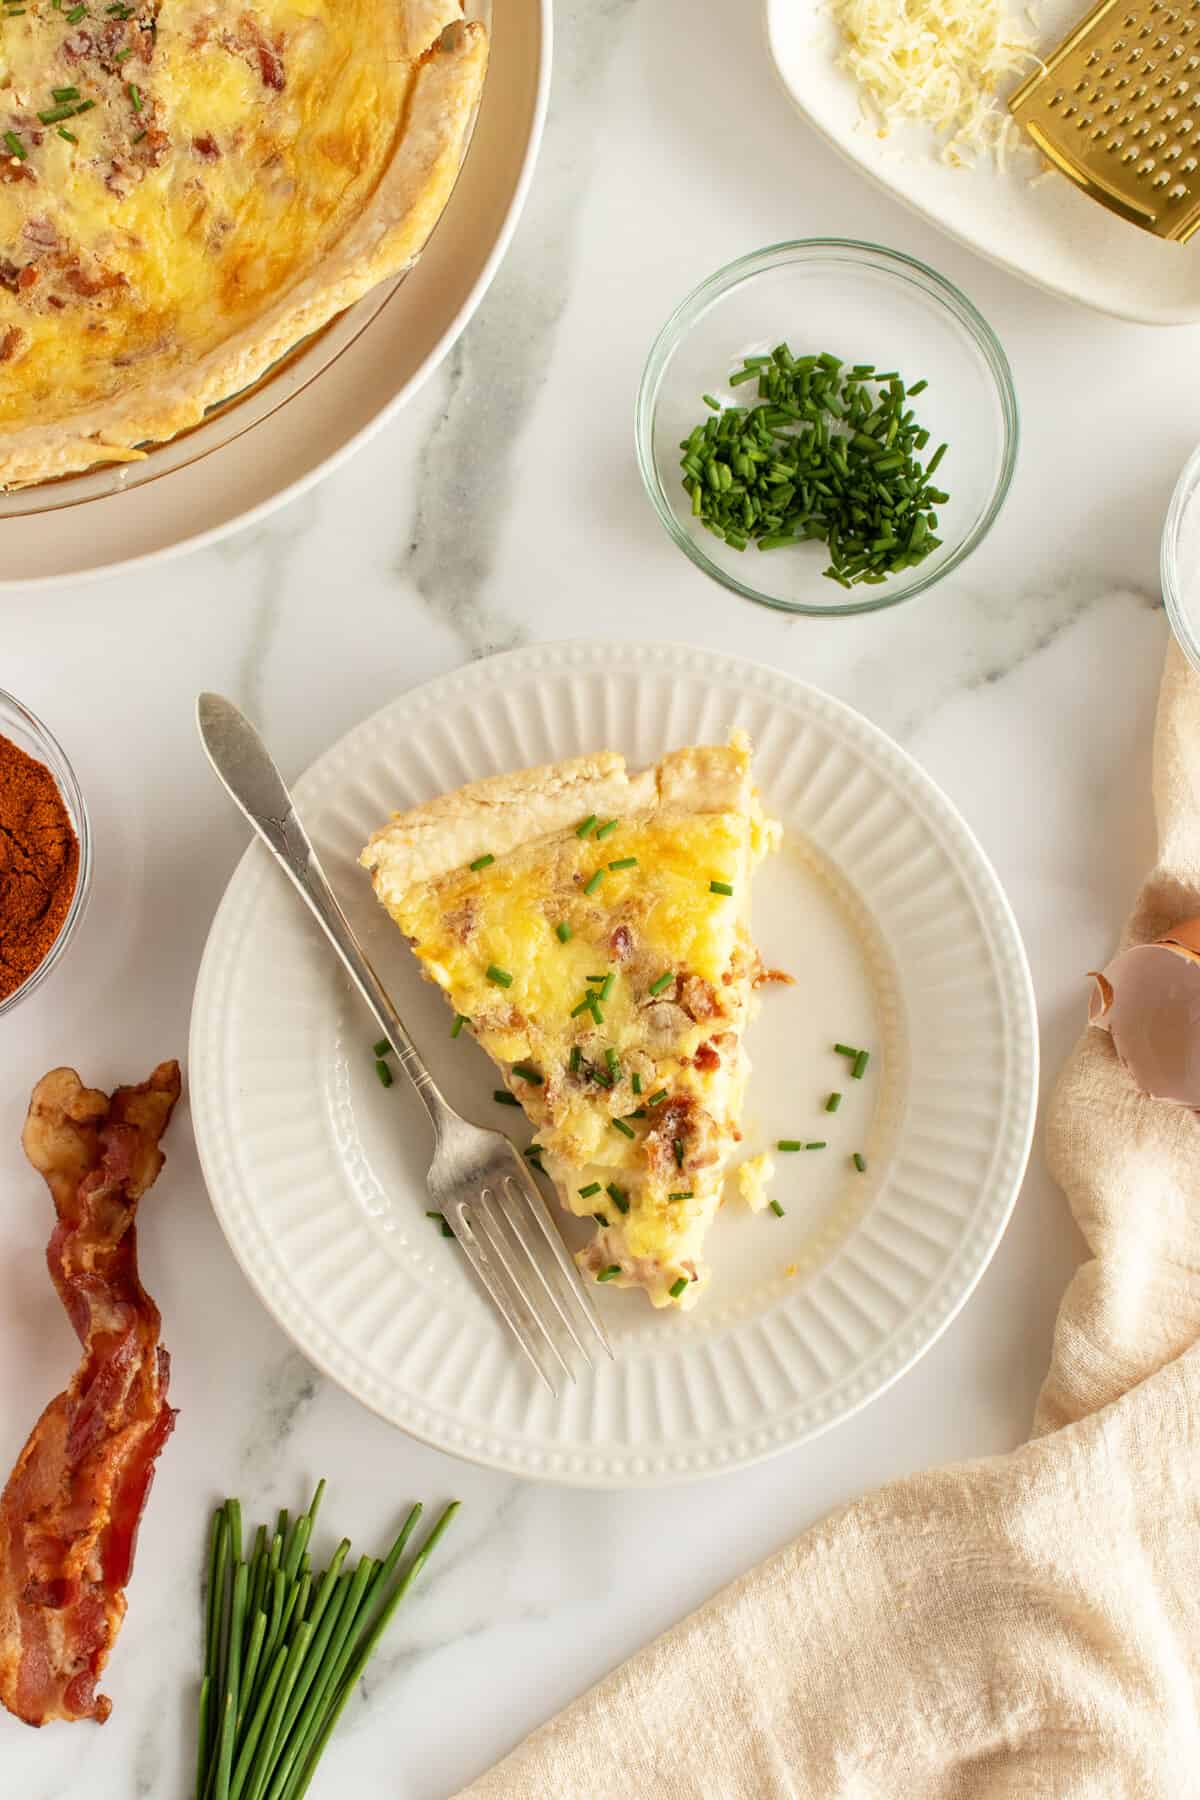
[0,0,488,486]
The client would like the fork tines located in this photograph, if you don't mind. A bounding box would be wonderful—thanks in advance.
[445,1152,613,1395]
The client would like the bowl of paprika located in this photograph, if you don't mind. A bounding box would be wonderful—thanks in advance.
[0,691,92,1018]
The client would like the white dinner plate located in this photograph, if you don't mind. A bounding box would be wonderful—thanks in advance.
[189,642,1038,1486]
[0,0,548,588]
[764,0,1200,325]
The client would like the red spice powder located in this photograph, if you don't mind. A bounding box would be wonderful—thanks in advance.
[0,731,80,1004]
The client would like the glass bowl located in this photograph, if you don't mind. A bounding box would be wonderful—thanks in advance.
[635,240,1019,617]
[1162,440,1200,674]
[0,691,92,1019]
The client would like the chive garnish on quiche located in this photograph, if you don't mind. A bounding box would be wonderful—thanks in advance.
[360,738,781,1310]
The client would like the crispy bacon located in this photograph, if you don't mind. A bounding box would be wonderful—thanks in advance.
[0,1062,180,1728]
[0,327,25,364]
[239,14,285,88]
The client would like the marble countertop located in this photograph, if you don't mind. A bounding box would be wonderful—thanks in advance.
[2,1,1196,1793]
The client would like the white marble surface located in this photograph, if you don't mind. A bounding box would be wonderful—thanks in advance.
[0,1,1195,1793]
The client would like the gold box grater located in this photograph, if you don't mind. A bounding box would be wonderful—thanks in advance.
[1009,0,1200,241]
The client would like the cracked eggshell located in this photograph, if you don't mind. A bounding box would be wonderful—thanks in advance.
[1089,918,1200,1106]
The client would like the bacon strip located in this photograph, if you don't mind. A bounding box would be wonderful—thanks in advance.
[0,1061,180,1727]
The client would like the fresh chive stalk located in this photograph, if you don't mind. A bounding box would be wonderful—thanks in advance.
[198,1488,457,1800]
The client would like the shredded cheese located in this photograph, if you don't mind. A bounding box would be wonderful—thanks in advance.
[829,0,1039,166]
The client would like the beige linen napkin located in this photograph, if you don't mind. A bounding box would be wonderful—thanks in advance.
[459,640,1200,1800]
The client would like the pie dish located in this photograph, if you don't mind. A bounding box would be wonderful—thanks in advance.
[0,0,488,487]
[360,738,780,1309]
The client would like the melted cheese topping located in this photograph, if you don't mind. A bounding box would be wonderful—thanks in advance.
[831,0,1036,165]
[0,0,421,424]
[392,812,768,1303]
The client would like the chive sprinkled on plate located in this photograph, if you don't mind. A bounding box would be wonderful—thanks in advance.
[578,1182,601,1199]
[485,964,513,988]
[668,1276,689,1299]
[57,125,76,142]
[556,921,572,943]
[805,1141,827,1150]
[127,81,142,111]
[426,1210,454,1238]
[493,1090,519,1107]
[374,1059,392,1088]
[834,1042,859,1059]
[52,85,80,98]
[570,997,591,1018]
[451,1013,468,1038]
[587,994,604,1025]
[4,129,26,159]
[648,971,674,997]
[668,1190,693,1201]
[569,1045,582,1073]
[673,1137,685,1168]
[852,1049,870,1079]
[511,1062,543,1084]
[604,1048,619,1075]
[593,1212,608,1226]
[631,1072,642,1095]
[709,880,734,897]
[594,819,619,840]
[769,1199,785,1218]
[777,1139,802,1152]
[372,1038,389,1058]
[611,1118,636,1139]
[599,972,615,1000]
[576,814,597,839]
[606,1182,630,1213]
[647,1088,669,1106]
[596,1265,621,1282]
[609,857,637,870]
[825,1092,842,1113]
[583,870,605,897]
[853,1152,867,1172]
[469,853,495,871]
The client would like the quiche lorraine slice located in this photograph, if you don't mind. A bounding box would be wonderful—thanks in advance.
[0,1,487,487]
[360,738,780,1310]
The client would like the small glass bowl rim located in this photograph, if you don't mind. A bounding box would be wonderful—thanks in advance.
[634,237,1020,618]
[0,688,93,1019]
[1162,439,1200,674]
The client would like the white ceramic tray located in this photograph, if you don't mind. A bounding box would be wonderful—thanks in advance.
[764,0,1200,324]
[189,642,1039,1486]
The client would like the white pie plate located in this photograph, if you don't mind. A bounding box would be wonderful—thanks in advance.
[189,642,1038,1486]
[764,0,1200,325]
[0,0,548,588]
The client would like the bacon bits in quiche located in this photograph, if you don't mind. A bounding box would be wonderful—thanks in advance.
[0,1061,180,1726]
[360,739,780,1310]
[0,2,487,486]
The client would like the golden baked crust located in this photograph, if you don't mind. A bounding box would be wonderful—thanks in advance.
[0,2,487,487]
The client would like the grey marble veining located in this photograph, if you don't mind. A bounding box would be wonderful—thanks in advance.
[401,0,642,659]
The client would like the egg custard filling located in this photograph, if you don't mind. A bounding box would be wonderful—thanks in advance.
[361,738,780,1310]
[0,0,487,487]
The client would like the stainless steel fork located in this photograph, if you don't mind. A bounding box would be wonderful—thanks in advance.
[196,693,612,1395]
